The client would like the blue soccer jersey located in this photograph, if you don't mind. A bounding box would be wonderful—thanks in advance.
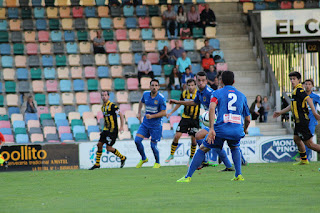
[308,92,320,134]
[141,91,166,127]
[210,85,250,140]
[194,85,214,110]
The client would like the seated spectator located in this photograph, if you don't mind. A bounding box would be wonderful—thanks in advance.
[200,39,215,58]
[159,46,174,65]
[181,67,195,90]
[201,52,215,71]
[170,40,185,64]
[250,95,265,122]
[187,5,201,34]
[176,6,187,36]
[200,3,216,34]
[207,65,217,88]
[162,4,177,39]
[262,96,271,122]
[168,67,181,90]
[176,51,192,74]
[137,54,154,86]
[93,31,106,54]
[21,95,38,114]
[109,0,121,6]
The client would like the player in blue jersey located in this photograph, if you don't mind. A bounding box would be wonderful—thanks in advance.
[135,79,167,169]
[177,71,251,182]
[170,71,234,171]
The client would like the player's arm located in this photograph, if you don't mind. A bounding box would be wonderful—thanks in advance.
[273,105,291,118]
[169,99,197,106]
[244,115,251,134]
[146,110,166,119]
[306,97,320,120]
[137,100,144,121]
[118,111,124,132]
[167,103,181,118]
[207,101,217,144]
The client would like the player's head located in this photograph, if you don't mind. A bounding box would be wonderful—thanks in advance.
[185,67,191,75]
[101,90,109,103]
[263,96,268,102]
[196,71,207,91]
[221,70,234,86]
[142,53,147,61]
[187,79,196,93]
[304,79,314,92]
[289,71,301,87]
[150,79,160,94]
[255,95,262,103]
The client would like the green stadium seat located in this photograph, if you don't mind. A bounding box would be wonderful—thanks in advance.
[56,55,67,66]
[13,43,24,55]
[5,81,16,93]
[49,19,60,30]
[130,124,140,135]
[35,94,46,106]
[0,31,8,42]
[31,68,42,79]
[0,95,3,106]
[170,90,181,100]
[21,7,32,19]
[40,113,52,122]
[114,78,125,90]
[71,119,83,128]
[75,132,88,142]
[77,31,88,41]
[14,127,27,135]
[87,79,98,91]
[164,64,174,76]
[192,28,203,38]
[0,115,9,121]
[103,29,114,41]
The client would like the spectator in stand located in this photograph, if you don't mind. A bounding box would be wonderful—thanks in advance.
[207,65,217,89]
[176,6,187,36]
[201,52,215,72]
[93,31,106,54]
[200,3,216,34]
[109,0,121,6]
[168,67,181,90]
[176,51,192,74]
[21,95,38,115]
[137,54,154,87]
[159,46,174,65]
[187,5,201,35]
[181,67,195,90]
[250,95,265,122]
[200,39,215,58]
[170,40,185,64]
[162,4,178,39]
[262,96,271,122]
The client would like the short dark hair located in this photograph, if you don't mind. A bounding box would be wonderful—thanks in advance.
[204,39,209,43]
[185,67,190,71]
[289,71,301,80]
[196,71,207,79]
[222,71,234,85]
[101,90,109,95]
[305,79,314,86]
[150,78,159,85]
[187,79,196,85]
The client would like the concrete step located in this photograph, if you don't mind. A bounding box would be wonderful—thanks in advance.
[216,13,242,23]
[216,36,249,42]
[220,42,252,50]
[261,129,288,136]
[210,2,239,13]
[216,26,247,35]
[224,52,255,61]
[240,90,267,97]
[234,71,261,79]
[234,76,262,82]
[227,61,259,71]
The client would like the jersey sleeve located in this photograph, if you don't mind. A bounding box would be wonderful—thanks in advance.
[210,92,218,104]
[243,97,250,117]
[313,93,320,105]
[297,88,309,102]
[112,104,120,115]
[180,91,184,101]
[141,92,146,103]
[193,93,200,104]
[160,96,166,111]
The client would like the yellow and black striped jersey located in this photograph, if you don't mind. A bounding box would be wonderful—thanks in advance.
[101,100,119,132]
[291,83,310,124]
[180,89,200,120]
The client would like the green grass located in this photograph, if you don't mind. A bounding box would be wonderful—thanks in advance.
[1,163,320,213]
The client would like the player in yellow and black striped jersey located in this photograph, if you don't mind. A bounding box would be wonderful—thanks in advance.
[89,91,127,170]
[165,79,200,165]
[274,71,320,165]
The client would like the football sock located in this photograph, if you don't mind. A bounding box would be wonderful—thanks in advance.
[299,151,307,161]
[135,136,146,160]
[151,142,160,164]
[170,142,178,156]
[186,149,205,178]
[112,149,126,160]
[208,149,218,162]
[231,147,242,177]
[95,151,102,166]
[240,149,246,164]
[190,144,197,158]
[214,148,232,168]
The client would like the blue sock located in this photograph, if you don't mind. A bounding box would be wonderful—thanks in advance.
[208,149,218,162]
[239,149,246,164]
[213,148,232,168]
[231,147,241,177]
[185,149,205,178]
[150,142,160,164]
[135,136,146,160]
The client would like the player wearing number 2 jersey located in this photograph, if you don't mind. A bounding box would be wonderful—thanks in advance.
[177,71,251,182]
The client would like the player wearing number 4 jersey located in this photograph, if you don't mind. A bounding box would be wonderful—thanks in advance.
[177,71,251,182]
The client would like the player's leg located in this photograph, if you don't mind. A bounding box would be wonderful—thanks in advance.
[135,124,150,168]
[106,134,127,168]
[89,140,104,170]
[240,149,248,166]
[189,136,197,164]
[228,140,244,181]
[305,123,316,161]
[165,132,182,163]
[150,126,162,168]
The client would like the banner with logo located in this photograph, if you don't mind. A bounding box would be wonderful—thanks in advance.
[261,9,320,38]
[0,144,79,172]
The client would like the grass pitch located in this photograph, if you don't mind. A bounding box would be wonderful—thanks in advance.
[1,162,320,213]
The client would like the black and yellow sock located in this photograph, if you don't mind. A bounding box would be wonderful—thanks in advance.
[113,149,126,160]
[190,144,197,159]
[171,142,178,155]
[299,151,307,161]
[95,151,102,166]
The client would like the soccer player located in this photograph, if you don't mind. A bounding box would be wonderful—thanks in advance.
[135,79,166,168]
[165,79,200,165]
[170,71,234,171]
[273,72,320,165]
[177,71,251,182]
[89,91,127,170]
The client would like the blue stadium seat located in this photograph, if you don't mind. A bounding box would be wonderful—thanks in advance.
[191,64,201,74]
[109,92,115,102]
[0,44,11,55]
[0,82,2,93]
[152,65,162,76]
[60,80,71,92]
[73,126,85,137]
[56,119,69,128]
[0,128,12,135]
[173,122,179,132]
[16,68,28,80]
[157,40,169,51]
[183,39,195,51]
[248,127,263,136]
[123,5,134,17]
[127,117,140,128]
[66,42,78,54]
[0,20,7,31]
[8,8,19,19]
[48,93,60,105]
[85,7,96,17]
[100,18,112,29]
[73,79,85,91]
[209,39,220,50]
[36,19,47,30]
[255,2,266,10]
[97,66,109,78]
[1,56,13,68]
[25,113,38,122]
[16,134,29,143]
[78,105,90,116]
[141,29,153,40]
[44,67,56,79]
[212,50,224,63]
[95,0,106,6]
[108,54,120,65]
[88,125,100,134]
[134,53,142,64]
[126,17,137,28]
[32,0,42,6]
[42,55,54,67]
[64,31,75,42]
[34,7,45,18]
[13,120,26,129]
[51,31,62,42]
[162,116,169,123]
[61,133,73,142]
[161,91,169,100]
[136,5,147,17]
[54,113,67,123]
[8,107,20,118]
[162,130,175,139]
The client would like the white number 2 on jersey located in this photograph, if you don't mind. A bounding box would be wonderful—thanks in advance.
[228,93,237,111]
